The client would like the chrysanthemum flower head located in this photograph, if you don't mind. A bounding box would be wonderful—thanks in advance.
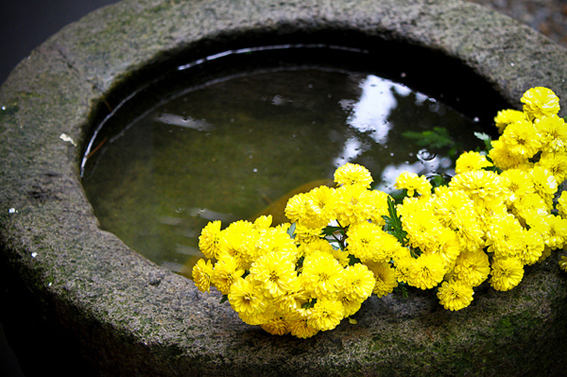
[308,298,344,331]
[449,169,503,205]
[228,276,268,316]
[455,151,493,174]
[334,184,374,227]
[500,120,541,158]
[437,280,474,311]
[537,151,567,184]
[198,220,222,259]
[490,258,524,291]
[450,250,490,287]
[557,191,567,218]
[488,139,529,171]
[334,163,373,188]
[192,258,214,293]
[300,252,344,298]
[534,114,567,153]
[485,214,525,259]
[249,251,297,298]
[494,109,527,133]
[347,222,401,264]
[559,256,567,272]
[407,253,446,290]
[365,261,398,298]
[211,256,245,295]
[394,171,432,197]
[521,86,560,120]
[342,263,375,300]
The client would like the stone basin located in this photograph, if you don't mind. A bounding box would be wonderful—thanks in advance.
[1,0,567,376]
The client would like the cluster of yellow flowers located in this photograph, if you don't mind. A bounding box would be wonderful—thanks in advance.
[192,87,567,338]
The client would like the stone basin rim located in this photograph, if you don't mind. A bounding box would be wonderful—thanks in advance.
[1,0,567,376]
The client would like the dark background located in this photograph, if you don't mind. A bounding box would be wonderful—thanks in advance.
[0,0,119,85]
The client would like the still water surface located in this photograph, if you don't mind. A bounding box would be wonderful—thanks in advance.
[82,64,488,276]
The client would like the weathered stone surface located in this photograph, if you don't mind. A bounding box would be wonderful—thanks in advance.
[1,0,566,376]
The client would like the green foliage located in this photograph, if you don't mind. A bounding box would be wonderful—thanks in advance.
[402,127,455,149]
[382,197,408,246]
[474,132,492,151]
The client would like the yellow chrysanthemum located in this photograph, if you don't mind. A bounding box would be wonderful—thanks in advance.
[488,139,529,171]
[449,169,503,205]
[365,261,398,298]
[437,280,474,311]
[299,237,334,256]
[346,222,400,264]
[450,250,490,287]
[499,169,535,205]
[521,86,560,120]
[334,163,373,188]
[308,298,344,331]
[490,258,524,291]
[228,276,268,316]
[530,166,558,209]
[211,256,245,295]
[494,109,527,133]
[293,223,324,244]
[559,256,567,272]
[198,220,222,259]
[455,151,493,174]
[485,214,525,259]
[254,215,273,229]
[557,190,567,218]
[367,189,390,226]
[217,220,256,269]
[334,184,374,227]
[336,291,363,318]
[500,120,541,158]
[407,253,446,290]
[543,215,567,250]
[394,171,432,197]
[288,309,319,339]
[537,151,567,184]
[300,252,344,298]
[284,193,318,226]
[260,317,290,336]
[517,228,545,266]
[249,251,297,297]
[534,114,567,153]
[306,185,337,227]
[342,263,375,301]
[192,258,214,293]
[253,226,297,258]
[271,280,309,314]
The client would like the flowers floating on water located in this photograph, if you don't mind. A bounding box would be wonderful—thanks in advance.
[193,86,567,338]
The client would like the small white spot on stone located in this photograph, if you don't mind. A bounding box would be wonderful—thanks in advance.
[31,252,38,258]
[59,133,76,146]
[8,208,17,214]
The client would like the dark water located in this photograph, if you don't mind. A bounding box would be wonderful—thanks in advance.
[82,53,489,275]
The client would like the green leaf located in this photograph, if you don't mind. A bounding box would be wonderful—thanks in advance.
[383,197,408,246]
[402,127,455,149]
[287,222,296,238]
[322,226,343,236]
[474,132,492,151]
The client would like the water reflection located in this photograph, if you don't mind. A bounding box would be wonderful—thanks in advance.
[82,68,486,274]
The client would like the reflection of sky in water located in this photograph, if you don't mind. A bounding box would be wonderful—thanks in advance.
[334,74,444,191]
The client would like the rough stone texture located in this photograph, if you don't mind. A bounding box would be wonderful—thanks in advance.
[1,0,567,376]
